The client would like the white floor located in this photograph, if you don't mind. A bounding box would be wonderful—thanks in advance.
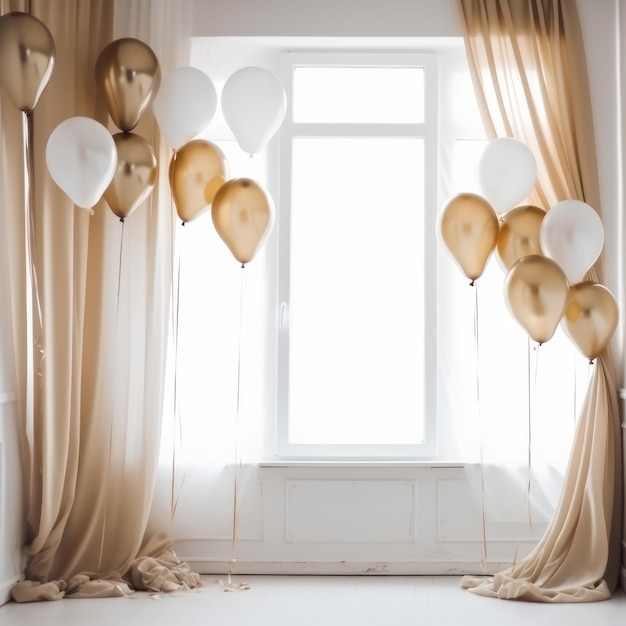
[2,575,626,626]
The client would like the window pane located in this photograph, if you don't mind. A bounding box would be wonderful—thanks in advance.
[289,137,425,445]
[293,67,424,123]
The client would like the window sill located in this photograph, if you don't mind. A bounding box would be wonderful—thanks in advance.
[259,459,465,469]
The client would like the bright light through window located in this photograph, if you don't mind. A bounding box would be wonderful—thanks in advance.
[289,136,426,445]
[293,66,424,124]
[280,54,436,455]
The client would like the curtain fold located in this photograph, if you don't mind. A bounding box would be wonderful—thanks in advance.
[6,0,200,602]
[458,0,622,601]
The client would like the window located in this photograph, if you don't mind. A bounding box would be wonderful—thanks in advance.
[277,53,438,458]
[174,37,584,471]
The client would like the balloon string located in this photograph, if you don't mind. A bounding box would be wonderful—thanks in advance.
[170,224,185,521]
[526,339,540,533]
[473,282,488,567]
[97,221,125,570]
[221,265,249,592]
[23,111,44,473]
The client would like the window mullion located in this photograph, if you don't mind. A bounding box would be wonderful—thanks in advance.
[291,122,427,137]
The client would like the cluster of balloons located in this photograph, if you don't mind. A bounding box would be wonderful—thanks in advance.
[0,10,284,266]
[45,37,160,219]
[157,64,284,265]
[439,137,618,364]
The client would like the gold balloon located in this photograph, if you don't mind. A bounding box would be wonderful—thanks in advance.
[95,37,160,132]
[562,281,618,363]
[103,132,157,221]
[212,178,275,265]
[170,140,228,223]
[0,12,55,112]
[497,205,546,270]
[504,255,569,344]
[438,193,499,283]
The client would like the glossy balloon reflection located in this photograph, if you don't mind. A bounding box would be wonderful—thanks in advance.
[170,140,228,223]
[95,37,160,132]
[212,178,275,265]
[562,281,618,363]
[497,205,546,271]
[104,132,157,220]
[0,12,55,112]
[504,255,569,345]
[438,193,499,283]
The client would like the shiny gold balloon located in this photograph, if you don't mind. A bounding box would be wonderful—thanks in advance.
[562,281,618,363]
[0,12,55,112]
[212,178,275,265]
[438,193,499,283]
[497,205,546,270]
[170,140,228,223]
[103,132,157,221]
[95,37,160,132]
[504,255,569,344]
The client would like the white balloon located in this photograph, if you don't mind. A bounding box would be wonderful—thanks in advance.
[221,66,286,155]
[539,199,604,284]
[46,117,117,210]
[153,66,217,150]
[478,138,537,213]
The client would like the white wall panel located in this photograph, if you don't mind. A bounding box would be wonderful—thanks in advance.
[286,480,415,543]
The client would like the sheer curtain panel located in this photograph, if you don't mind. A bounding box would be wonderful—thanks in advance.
[8,0,200,602]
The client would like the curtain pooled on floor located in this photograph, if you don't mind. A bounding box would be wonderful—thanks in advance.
[458,0,622,602]
[6,0,200,601]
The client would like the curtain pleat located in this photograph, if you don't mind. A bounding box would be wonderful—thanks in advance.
[6,0,200,602]
[458,0,622,601]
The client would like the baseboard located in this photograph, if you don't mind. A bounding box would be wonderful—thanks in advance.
[0,574,22,606]
[183,560,512,577]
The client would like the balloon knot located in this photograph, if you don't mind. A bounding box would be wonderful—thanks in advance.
[241,263,246,269]
[120,217,125,223]
[538,342,543,347]
[181,221,186,227]
[589,359,595,365]
[469,279,475,287]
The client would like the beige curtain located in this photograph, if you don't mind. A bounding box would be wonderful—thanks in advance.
[6,0,200,602]
[458,0,622,602]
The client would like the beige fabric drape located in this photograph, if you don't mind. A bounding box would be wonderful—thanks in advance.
[458,0,622,601]
[5,0,200,601]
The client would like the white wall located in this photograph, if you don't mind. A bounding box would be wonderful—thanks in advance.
[191,0,461,37]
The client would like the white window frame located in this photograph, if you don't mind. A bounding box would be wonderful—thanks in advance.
[277,51,438,459]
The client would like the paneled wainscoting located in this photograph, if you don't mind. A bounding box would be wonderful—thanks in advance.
[174,463,548,576]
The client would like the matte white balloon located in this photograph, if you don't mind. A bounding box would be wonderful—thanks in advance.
[46,116,117,210]
[539,199,604,284]
[478,138,537,213]
[153,66,217,149]
[221,66,286,155]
